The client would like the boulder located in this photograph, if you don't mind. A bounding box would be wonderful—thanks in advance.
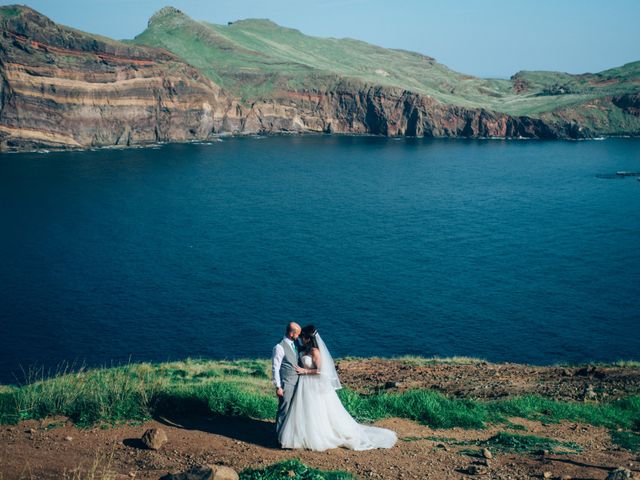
[141,428,168,450]
[607,467,634,480]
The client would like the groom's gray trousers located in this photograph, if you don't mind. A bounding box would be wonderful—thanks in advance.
[275,339,300,437]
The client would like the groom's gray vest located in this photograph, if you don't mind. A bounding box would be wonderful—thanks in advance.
[279,339,300,389]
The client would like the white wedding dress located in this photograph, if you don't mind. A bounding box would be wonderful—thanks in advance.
[278,334,397,451]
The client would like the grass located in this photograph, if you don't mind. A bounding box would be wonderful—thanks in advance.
[552,360,640,369]
[130,6,640,128]
[480,432,581,454]
[1,359,275,426]
[338,389,491,429]
[458,432,582,457]
[493,395,640,431]
[395,355,486,366]
[1,359,639,445]
[610,430,640,452]
[0,6,22,18]
[407,432,581,455]
[62,450,116,480]
[240,459,354,480]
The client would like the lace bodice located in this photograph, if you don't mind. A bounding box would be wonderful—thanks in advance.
[301,355,315,369]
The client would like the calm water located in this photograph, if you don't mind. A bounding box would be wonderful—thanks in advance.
[1,136,639,384]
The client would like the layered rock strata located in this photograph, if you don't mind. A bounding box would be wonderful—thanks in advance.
[0,7,223,150]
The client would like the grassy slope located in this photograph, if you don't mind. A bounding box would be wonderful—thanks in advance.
[132,7,639,117]
[1,358,639,454]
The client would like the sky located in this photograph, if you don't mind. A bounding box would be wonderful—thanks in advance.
[1,0,639,78]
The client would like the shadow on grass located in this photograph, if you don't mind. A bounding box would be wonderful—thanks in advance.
[148,389,280,449]
[155,414,280,449]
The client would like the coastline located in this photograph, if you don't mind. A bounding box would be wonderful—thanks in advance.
[1,131,638,156]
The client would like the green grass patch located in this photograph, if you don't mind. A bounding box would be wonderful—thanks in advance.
[0,6,22,18]
[481,432,581,454]
[339,388,491,429]
[402,431,580,456]
[611,360,640,368]
[402,435,452,443]
[493,395,640,431]
[397,355,486,366]
[611,430,640,452]
[45,421,65,430]
[1,359,639,436]
[240,459,354,480]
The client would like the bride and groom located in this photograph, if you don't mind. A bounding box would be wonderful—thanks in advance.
[271,322,397,451]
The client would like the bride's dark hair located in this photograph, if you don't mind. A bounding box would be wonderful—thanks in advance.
[301,325,319,350]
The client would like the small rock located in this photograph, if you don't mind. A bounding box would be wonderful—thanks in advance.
[208,466,239,480]
[607,467,634,480]
[466,465,488,475]
[129,473,136,478]
[561,476,572,480]
[543,472,553,479]
[161,466,211,480]
[141,428,168,451]
[481,448,493,459]
[583,384,597,401]
[65,436,73,441]
[27,428,36,434]
[287,471,296,478]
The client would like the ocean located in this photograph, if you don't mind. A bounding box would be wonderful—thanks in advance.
[0,136,638,384]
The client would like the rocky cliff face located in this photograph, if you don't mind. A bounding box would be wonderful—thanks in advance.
[0,7,224,150]
[0,7,635,152]
[231,86,569,139]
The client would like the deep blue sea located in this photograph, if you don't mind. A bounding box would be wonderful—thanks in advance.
[1,136,639,384]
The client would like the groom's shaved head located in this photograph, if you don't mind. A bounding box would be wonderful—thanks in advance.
[286,322,301,340]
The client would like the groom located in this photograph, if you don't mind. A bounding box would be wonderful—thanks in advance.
[271,322,301,437]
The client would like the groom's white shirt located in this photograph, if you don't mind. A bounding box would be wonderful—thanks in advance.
[272,336,296,389]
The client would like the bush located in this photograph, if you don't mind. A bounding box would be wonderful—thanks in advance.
[240,459,354,480]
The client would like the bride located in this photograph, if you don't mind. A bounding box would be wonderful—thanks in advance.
[278,325,397,451]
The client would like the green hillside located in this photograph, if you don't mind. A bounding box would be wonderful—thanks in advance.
[132,7,639,117]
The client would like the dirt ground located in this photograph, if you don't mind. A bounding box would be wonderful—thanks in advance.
[1,360,639,480]
[337,359,640,400]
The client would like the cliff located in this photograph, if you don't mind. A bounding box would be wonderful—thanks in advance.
[0,6,223,150]
[1,5,639,152]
